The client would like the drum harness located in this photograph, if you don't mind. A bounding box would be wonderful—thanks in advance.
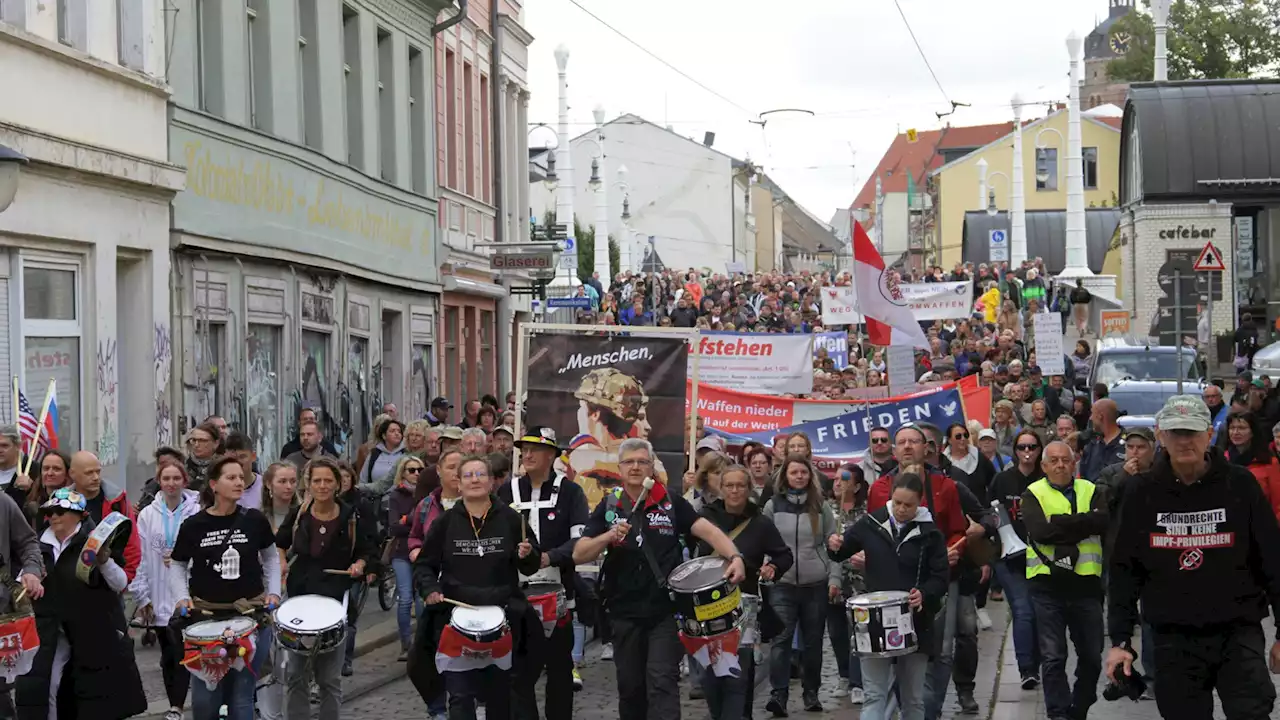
[511,473,569,595]
[599,490,686,603]
[278,500,360,678]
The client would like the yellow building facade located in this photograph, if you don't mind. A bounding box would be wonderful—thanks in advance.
[933,110,1121,268]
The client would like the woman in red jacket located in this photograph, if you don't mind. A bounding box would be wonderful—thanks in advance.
[1219,410,1280,520]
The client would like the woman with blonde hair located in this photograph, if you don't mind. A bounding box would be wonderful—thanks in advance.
[684,451,729,512]
[404,420,433,459]
[386,455,428,660]
[260,462,300,531]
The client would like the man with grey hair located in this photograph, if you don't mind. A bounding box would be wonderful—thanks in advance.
[1108,395,1280,716]
[0,425,24,490]
[574,437,747,720]
[459,427,487,456]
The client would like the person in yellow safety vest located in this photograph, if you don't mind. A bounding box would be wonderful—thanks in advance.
[1019,440,1109,720]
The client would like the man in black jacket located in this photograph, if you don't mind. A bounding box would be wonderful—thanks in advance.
[498,428,590,720]
[1106,395,1280,719]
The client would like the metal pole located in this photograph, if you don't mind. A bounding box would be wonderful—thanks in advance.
[1206,275,1214,385]
[687,329,702,480]
[1175,271,1184,395]
[511,322,529,474]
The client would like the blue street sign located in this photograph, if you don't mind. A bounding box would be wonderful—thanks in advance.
[547,297,592,310]
[989,228,1009,262]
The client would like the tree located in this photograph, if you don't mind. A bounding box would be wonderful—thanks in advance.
[1106,0,1280,82]
[574,217,594,284]
[609,235,620,279]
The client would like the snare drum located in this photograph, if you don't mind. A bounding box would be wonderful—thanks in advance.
[525,582,568,638]
[273,595,347,655]
[847,591,917,658]
[436,606,514,673]
[181,616,259,689]
[668,557,741,638]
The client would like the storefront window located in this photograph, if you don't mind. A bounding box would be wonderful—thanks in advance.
[192,324,223,422]
[245,325,281,459]
[347,336,368,445]
[301,330,330,431]
[445,307,459,408]
[23,268,76,321]
[411,344,433,419]
[24,338,80,452]
[479,309,493,397]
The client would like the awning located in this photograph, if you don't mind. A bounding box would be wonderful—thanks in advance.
[962,208,1120,273]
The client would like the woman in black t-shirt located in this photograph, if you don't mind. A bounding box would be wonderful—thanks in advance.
[169,455,282,720]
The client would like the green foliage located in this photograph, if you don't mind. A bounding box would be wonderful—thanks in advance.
[574,216,593,284]
[609,235,620,278]
[1106,0,1280,82]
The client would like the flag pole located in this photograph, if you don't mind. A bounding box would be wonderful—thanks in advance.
[22,379,55,476]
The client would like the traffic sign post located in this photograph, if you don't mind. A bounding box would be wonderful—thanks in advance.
[989,228,1009,262]
[1194,241,1225,382]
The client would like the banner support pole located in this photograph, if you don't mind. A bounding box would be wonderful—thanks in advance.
[512,322,530,474]
[687,329,701,477]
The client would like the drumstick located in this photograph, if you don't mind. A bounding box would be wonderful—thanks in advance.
[324,568,354,575]
[14,588,26,604]
[442,597,478,610]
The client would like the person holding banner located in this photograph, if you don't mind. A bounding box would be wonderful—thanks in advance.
[416,454,540,720]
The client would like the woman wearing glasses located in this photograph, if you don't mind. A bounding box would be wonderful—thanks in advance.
[986,430,1044,690]
[942,422,998,502]
[387,456,427,661]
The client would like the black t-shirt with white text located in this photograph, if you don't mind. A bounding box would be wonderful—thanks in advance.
[585,487,699,621]
[171,508,276,604]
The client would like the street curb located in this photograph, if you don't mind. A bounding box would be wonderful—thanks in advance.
[136,618,403,719]
[983,617,1013,720]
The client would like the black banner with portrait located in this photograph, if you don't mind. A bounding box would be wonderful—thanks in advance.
[525,333,689,512]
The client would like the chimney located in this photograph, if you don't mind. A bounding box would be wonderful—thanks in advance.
[703,131,716,148]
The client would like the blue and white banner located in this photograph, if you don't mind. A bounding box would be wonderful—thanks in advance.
[813,331,849,369]
[708,386,964,460]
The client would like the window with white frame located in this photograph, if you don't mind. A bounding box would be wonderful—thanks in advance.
[21,260,83,450]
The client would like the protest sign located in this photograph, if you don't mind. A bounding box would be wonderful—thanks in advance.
[692,332,814,395]
[1033,313,1066,376]
[813,331,849,369]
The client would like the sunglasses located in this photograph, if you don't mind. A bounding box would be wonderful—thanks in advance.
[1015,443,1040,451]
[953,432,969,440]
[870,437,890,445]
[404,467,424,475]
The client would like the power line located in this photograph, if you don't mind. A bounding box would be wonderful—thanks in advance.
[891,0,951,105]
[561,0,753,115]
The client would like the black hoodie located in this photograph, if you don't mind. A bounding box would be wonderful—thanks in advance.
[1108,451,1280,644]
[988,462,1043,551]
[696,499,794,595]
[277,500,378,601]
[415,494,541,608]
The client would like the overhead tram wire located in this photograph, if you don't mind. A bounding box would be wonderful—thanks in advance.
[891,0,953,106]
[562,0,754,116]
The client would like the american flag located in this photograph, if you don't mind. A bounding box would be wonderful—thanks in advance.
[16,391,49,456]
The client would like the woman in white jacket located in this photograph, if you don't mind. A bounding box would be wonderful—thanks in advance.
[130,459,202,720]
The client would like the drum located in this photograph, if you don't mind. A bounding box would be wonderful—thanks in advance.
[0,612,39,682]
[448,605,509,644]
[739,593,761,646]
[847,591,917,658]
[76,511,131,584]
[667,557,741,638]
[181,615,259,689]
[273,595,347,655]
[525,582,568,638]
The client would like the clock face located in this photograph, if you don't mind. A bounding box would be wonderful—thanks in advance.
[1110,31,1132,55]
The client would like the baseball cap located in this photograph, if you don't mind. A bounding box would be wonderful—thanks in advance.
[1155,395,1212,433]
[439,426,464,441]
[1252,379,1266,389]
[1123,426,1155,443]
[996,365,1009,374]
[1028,365,1042,375]
[696,436,726,453]
[977,429,997,441]
[493,425,515,437]
[430,396,453,410]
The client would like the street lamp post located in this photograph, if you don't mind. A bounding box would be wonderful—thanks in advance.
[589,105,610,282]
[616,165,634,272]
[553,44,575,287]
[1153,0,1171,82]
[1010,93,1028,267]
[0,144,29,214]
[1059,31,1092,279]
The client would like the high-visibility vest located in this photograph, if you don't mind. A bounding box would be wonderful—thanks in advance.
[1025,478,1103,579]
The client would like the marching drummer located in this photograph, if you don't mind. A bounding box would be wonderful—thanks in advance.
[274,457,376,720]
[168,454,283,720]
[695,464,794,720]
[827,473,950,720]
[15,486,147,720]
[69,450,141,582]
[416,454,541,720]
[131,458,202,720]
[572,438,747,720]
[496,426,589,720]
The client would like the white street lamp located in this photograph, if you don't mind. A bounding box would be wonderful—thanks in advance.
[1153,0,1171,82]
[589,104,609,280]
[615,165,636,271]
[1010,93,1028,266]
[0,144,29,214]
[1034,126,1065,185]
[1059,31,1092,279]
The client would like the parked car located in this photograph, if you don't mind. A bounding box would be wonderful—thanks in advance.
[1251,340,1280,377]
[1090,337,1204,421]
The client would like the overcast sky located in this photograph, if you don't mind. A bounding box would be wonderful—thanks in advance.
[523,0,1122,223]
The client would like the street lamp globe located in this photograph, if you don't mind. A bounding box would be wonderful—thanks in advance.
[588,157,601,190]
[986,190,999,218]
[0,144,29,214]
[1035,162,1051,184]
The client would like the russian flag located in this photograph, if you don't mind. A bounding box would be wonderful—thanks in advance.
[40,381,59,450]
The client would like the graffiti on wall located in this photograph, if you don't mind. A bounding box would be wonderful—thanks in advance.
[154,323,173,446]
[411,346,432,419]
[245,325,281,462]
[96,339,119,465]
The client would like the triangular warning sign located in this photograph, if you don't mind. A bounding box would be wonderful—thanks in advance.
[1193,242,1226,272]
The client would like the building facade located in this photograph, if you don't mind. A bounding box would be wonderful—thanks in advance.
[1081,0,1135,110]
[165,0,449,466]
[0,1,184,490]
[531,114,753,276]
[932,109,1122,267]
[434,0,533,407]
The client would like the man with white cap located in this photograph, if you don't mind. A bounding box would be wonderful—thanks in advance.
[1107,395,1280,718]
[976,429,1012,472]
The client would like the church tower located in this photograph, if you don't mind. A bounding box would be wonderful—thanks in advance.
[1081,0,1136,109]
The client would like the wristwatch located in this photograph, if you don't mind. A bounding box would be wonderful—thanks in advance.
[728,553,745,565]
